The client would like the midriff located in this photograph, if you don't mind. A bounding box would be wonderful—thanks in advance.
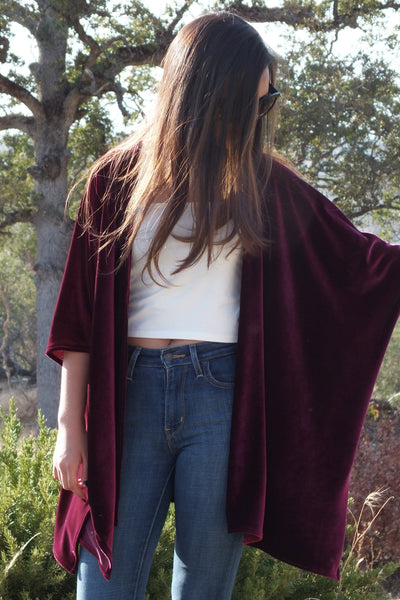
[127,337,204,349]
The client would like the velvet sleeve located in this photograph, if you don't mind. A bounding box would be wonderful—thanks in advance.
[269,160,400,328]
[46,173,107,365]
[262,163,400,576]
[227,159,400,581]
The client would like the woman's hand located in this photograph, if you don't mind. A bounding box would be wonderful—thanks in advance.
[53,351,90,501]
[53,421,88,501]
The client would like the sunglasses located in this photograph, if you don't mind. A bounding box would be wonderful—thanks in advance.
[258,84,280,118]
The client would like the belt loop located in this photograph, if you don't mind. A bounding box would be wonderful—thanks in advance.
[126,346,141,380]
[189,344,203,378]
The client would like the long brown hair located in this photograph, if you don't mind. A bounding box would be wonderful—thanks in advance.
[81,11,278,279]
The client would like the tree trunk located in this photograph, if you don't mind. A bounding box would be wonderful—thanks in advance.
[32,121,73,427]
[30,7,73,427]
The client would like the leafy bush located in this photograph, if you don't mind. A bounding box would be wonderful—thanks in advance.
[0,400,398,600]
[146,496,399,600]
[0,222,36,383]
[0,399,75,599]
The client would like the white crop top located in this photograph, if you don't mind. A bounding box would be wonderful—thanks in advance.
[128,204,243,343]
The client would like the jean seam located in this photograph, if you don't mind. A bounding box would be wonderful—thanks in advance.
[132,464,174,599]
[126,346,141,381]
[189,344,203,377]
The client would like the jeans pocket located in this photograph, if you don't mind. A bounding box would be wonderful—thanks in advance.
[202,353,236,389]
[126,346,141,381]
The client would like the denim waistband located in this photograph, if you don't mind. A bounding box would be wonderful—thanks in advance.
[127,341,237,378]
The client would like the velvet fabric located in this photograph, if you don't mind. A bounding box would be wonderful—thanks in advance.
[46,159,400,582]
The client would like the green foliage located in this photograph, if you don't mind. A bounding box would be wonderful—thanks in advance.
[68,99,114,168]
[0,222,36,381]
[277,565,395,600]
[144,520,398,600]
[374,321,400,402]
[0,134,35,225]
[0,134,36,380]
[145,493,400,600]
[0,403,398,599]
[66,99,116,213]
[145,506,175,600]
[277,30,400,220]
[232,535,398,600]
[0,400,75,599]
[232,548,301,599]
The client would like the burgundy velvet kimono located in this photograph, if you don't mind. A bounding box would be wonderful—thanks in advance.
[46,158,400,582]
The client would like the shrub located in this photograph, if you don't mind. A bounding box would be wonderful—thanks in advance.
[0,399,398,600]
[145,496,399,600]
[0,399,75,599]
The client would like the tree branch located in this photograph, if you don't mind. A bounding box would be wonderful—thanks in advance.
[330,1,400,30]
[0,74,43,119]
[0,114,35,135]
[72,18,128,70]
[0,36,9,63]
[106,81,130,118]
[1,0,38,34]
[63,0,400,129]
[73,18,100,52]
[224,1,316,28]
[111,40,170,68]
[341,198,400,220]
[226,0,400,31]
[130,0,165,32]
[165,0,195,35]
[80,1,110,19]
[63,38,169,122]
[0,208,34,231]
[64,3,176,121]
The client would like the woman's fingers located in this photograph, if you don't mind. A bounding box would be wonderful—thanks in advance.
[54,460,87,501]
[77,454,89,490]
[53,429,88,501]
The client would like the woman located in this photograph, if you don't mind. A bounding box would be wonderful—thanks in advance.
[48,11,400,600]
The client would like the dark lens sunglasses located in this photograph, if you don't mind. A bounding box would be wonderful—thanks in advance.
[258,84,280,118]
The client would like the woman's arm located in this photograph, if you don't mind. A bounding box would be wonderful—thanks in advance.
[53,351,90,501]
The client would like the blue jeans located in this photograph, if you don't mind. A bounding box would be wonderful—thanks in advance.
[77,342,243,600]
